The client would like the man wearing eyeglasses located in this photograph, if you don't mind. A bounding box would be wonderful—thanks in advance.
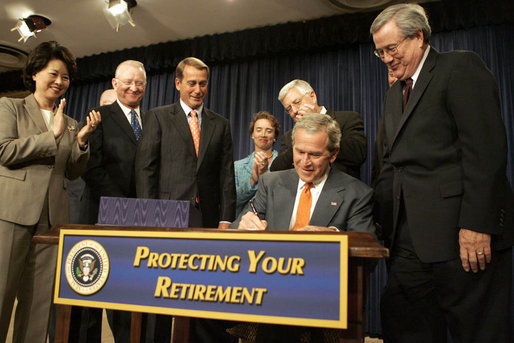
[270,79,366,179]
[77,60,147,342]
[371,4,513,343]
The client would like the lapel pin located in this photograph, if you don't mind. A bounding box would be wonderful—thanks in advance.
[67,125,76,132]
[331,202,337,206]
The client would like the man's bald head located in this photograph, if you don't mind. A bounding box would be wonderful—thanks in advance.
[99,89,117,106]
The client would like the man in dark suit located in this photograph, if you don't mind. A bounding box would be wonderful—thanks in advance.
[64,89,117,237]
[236,113,374,342]
[371,4,513,343]
[77,60,147,342]
[80,60,146,225]
[270,79,366,179]
[135,57,236,343]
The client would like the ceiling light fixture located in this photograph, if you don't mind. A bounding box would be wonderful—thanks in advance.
[105,0,137,32]
[10,15,51,43]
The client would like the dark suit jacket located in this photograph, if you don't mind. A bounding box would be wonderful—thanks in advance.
[79,101,143,224]
[135,102,236,228]
[246,168,375,234]
[371,115,394,241]
[374,47,514,263]
[270,109,366,179]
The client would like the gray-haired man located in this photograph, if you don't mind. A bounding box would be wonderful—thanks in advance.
[270,79,366,179]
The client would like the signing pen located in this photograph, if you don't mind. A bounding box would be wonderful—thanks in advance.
[249,199,258,214]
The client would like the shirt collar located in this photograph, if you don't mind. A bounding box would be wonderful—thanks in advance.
[411,45,430,87]
[180,99,204,117]
[116,99,140,116]
[297,167,330,190]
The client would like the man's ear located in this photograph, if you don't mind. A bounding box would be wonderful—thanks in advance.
[309,90,318,104]
[330,147,340,163]
[415,29,424,46]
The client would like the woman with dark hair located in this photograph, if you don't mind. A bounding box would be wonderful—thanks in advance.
[234,111,280,213]
[0,41,100,342]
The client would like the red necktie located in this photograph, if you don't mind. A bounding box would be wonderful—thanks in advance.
[189,110,200,157]
[293,183,313,231]
[403,78,413,111]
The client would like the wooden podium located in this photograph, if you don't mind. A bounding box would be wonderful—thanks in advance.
[34,224,387,343]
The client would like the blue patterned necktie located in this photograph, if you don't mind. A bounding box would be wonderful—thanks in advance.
[130,109,142,140]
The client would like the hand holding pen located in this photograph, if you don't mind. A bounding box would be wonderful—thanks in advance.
[237,199,268,231]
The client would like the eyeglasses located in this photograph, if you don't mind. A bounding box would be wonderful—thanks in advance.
[373,37,408,59]
[116,78,146,88]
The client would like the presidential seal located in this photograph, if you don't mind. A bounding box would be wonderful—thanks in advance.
[65,240,110,295]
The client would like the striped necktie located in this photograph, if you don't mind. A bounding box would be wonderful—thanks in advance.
[189,110,200,156]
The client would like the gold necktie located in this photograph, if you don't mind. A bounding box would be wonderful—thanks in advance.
[293,183,313,231]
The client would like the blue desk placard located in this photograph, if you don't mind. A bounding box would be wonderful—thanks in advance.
[55,229,348,329]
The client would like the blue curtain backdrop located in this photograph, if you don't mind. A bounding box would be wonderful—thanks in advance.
[63,23,514,188]
[3,0,511,336]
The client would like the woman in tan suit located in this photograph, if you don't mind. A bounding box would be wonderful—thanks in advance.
[0,41,101,343]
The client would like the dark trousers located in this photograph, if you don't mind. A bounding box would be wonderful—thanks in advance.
[67,308,131,343]
[152,315,172,343]
[190,318,237,343]
[68,307,102,343]
[107,310,132,342]
[153,316,236,343]
[381,215,512,343]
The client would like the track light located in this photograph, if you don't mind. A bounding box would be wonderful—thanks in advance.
[10,15,51,43]
[105,0,137,32]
